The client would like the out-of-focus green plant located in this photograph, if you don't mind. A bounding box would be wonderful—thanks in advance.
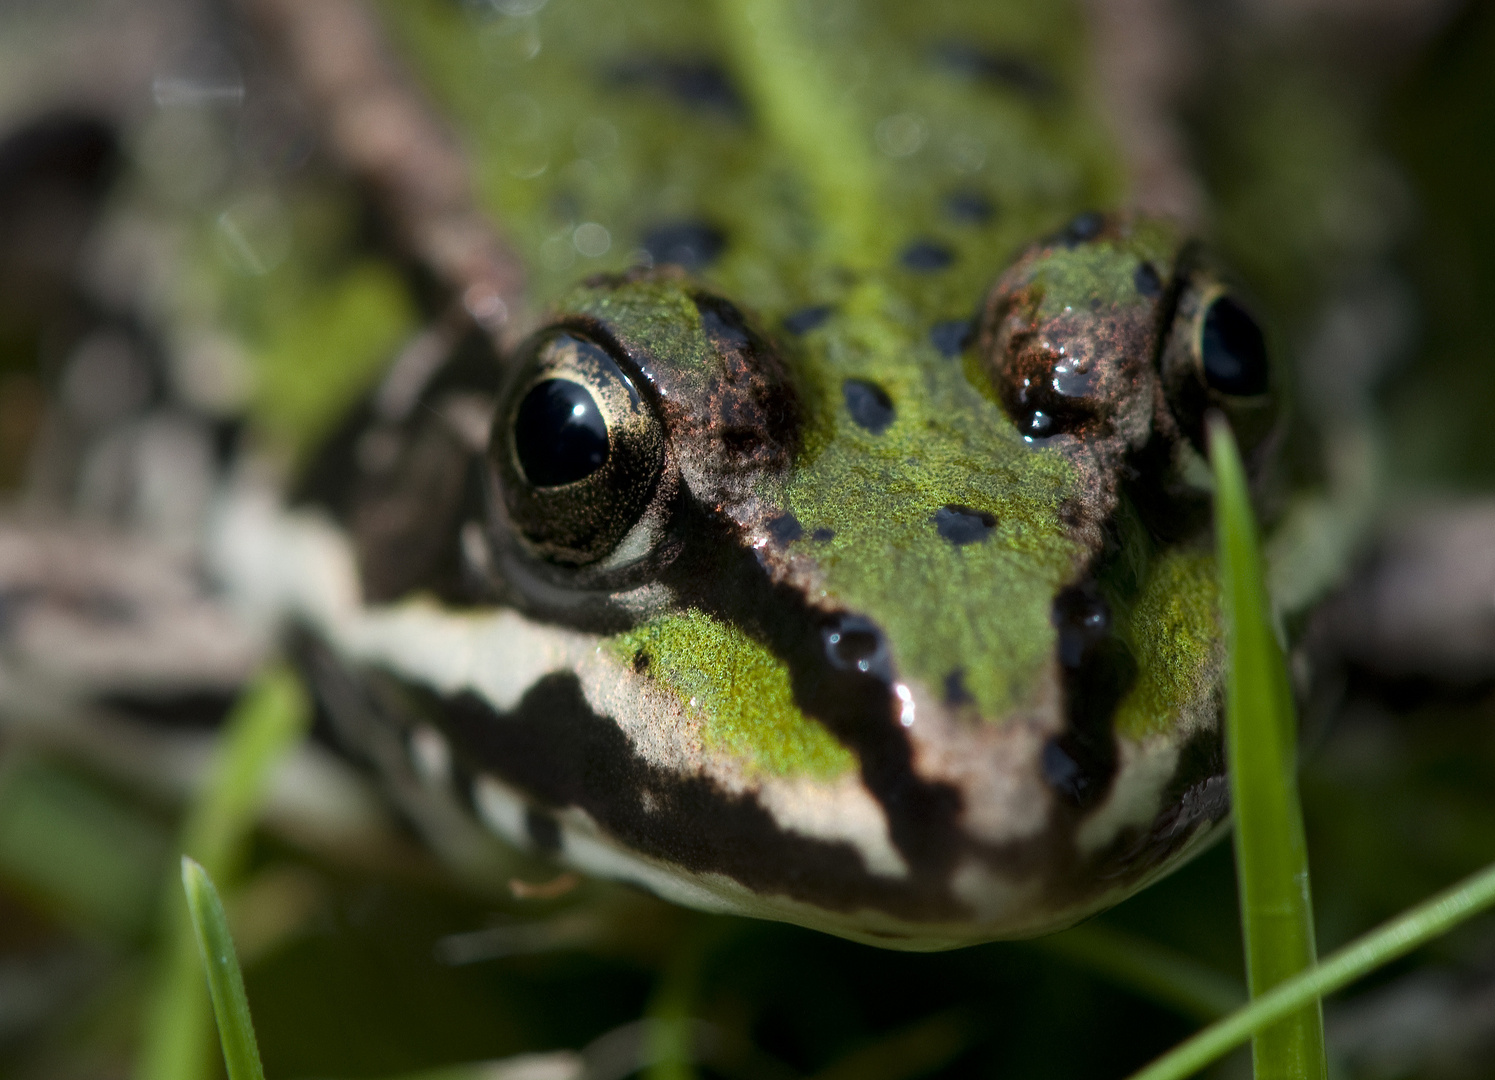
[137,667,309,1080]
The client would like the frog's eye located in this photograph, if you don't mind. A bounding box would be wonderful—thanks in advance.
[1160,278,1276,454]
[492,330,665,566]
[1198,295,1268,396]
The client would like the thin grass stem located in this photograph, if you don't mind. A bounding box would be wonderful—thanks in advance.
[1210,417,1327,1079]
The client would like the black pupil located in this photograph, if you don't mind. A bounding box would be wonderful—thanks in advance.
[513,378,609,487]
[1200,296,1269,396]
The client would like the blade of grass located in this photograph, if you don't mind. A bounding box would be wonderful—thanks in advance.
[181,857,265,1080]
[1209,416,1326,1079]
[1127,856,1495,1080]
[136,665,310,1080]
[709,0,880,264]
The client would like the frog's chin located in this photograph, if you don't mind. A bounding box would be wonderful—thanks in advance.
[456,766,1228,951]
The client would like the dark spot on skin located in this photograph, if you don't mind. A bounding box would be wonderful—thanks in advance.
[1061,211,1105,246]
[822,615,893,680]
[525,806,562,853]
[900,240,956,272]
[933,505,997,545]
[1058,498,1085,529]
[1134,261,1162,298]
[512,378,609,487]
[766,512,803,544]
[943,669,971,705]
[842,379,895,433]
[811,527,835,542]
[632,650,650,674]
[930,42,1058,100]
[943,189,996,225]
[642,221,727,270]
[1046,582,1136,809]
[1201,296,1269,396]
[608,57,749,121]
[930,319,973,358]
[782,305,833,335]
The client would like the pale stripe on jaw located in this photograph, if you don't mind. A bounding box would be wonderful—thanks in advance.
[211,487,913,887]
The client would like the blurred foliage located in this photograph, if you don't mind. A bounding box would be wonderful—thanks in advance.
[1382,1,1495,489]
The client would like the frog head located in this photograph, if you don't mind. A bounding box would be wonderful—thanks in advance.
[448,214,1275,947]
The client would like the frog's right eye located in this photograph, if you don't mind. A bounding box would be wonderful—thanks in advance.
[492,330,665,566]
[1198,294,1268,397]
[1160,277,1276,455]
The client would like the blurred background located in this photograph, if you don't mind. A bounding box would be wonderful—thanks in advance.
[1,0,1494,1077]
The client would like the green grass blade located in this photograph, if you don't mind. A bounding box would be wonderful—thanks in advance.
[709,0,879,264]
[136,666,310,1080]
[181,857,266,1080]
[179,666,312,879]
[1127,857,1495,1080]
[1209,417,1326,1079]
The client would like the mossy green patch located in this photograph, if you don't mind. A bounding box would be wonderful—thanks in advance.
[614,609,856,781]
[1114,551,1223,741]
[1021,227,1180,321]
[785,281,1084,722]
[562,277,713,372]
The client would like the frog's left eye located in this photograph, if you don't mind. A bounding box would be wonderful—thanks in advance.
[1160,278,1275,454]
[491,330,665,566]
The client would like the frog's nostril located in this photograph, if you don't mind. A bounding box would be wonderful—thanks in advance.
[822,614,892,680]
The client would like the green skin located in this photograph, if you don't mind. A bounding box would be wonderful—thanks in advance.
[185,0,1270,946]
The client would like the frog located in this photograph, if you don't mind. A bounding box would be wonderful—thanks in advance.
[0,0,1353,953]
[184,0,1309,952]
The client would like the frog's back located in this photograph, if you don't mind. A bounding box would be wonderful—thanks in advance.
[379,0,1124,314]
